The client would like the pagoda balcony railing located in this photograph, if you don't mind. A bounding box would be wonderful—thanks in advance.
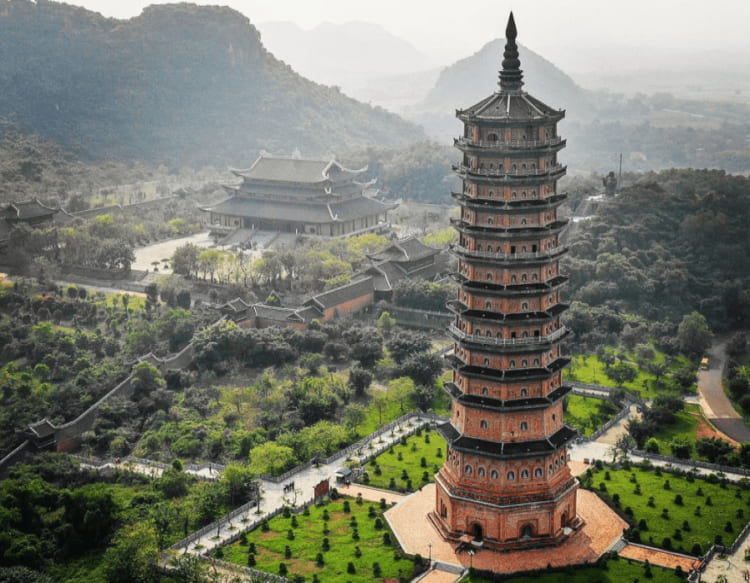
[448,323,568,346]
[453,163,566,178]
[455,136,564,150]
[451,244,565,261]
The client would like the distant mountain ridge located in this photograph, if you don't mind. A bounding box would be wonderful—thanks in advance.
[0,1,424,167]
[407,38,594,141]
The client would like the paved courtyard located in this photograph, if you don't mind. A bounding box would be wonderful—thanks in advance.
[385,484,628,574]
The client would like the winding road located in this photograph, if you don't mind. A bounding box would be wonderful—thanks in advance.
[697,337,750,443]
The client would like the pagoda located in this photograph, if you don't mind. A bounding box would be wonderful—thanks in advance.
[431,13,581,550]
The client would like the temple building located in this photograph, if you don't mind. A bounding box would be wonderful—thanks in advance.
[431,13,581,550]
[203,154,395,238]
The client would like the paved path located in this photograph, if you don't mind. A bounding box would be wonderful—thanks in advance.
[698,337,750,443]
[178,415,433,555]
[131,231,214,273]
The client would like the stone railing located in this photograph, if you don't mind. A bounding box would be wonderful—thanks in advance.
[451,244,565,261]
[448,323,567,346]
[455,136,564,149]
[453,163,566,178]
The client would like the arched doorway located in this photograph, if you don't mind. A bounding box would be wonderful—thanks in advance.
[520,524,533,539]
[472,523,483,541]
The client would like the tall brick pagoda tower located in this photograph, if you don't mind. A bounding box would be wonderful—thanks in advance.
[431,12,581,550]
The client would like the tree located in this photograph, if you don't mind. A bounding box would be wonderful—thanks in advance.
[610,434,637,462]
[131,362,166,398]
[221,463,257,506]
[248,442,297,476]
[102,523,159,583]
[386,331,432,364]
[172,243,200,277]
[677,312,713,359]
[347,366,373,396]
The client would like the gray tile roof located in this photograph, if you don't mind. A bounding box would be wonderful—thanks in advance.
[368,236,439,263]
[1,199,58,221]
[306,277,374,309]
[232,155,366,184]
[206,195,393,224]
[459,91,562,121]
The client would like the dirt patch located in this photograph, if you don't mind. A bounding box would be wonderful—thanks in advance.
[690,411,739,447]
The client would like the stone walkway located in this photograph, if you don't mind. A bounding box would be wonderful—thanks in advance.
[619,543,699,571]
[385,484,627,575]
[178,415,432,555]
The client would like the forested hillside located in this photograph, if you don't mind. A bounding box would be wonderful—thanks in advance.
[564,169,750,347]
[0,1,423,167]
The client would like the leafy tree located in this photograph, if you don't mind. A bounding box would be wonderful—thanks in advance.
[221,463,257,506]
[248,442,297,476]
[348,366,373,396]
[171,243,200,278]
[102,523,159,583]
[677,312,713,358]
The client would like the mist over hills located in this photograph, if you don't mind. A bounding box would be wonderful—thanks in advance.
[406,38,593,141]
[0,1,423,167]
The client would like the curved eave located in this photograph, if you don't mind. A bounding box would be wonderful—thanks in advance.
[453,274,568,297]
[446,301,569,324]
[454,165,566,184]
[451,245,568,265]
[444,355,571,381]
[437,422,577,460]
[451,219,568,238]
[443,381,571,411]
[454,137,566,156]
[451,192,568,211]
[455,106,566,126]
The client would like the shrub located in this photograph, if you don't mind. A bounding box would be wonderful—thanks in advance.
[239,532,248,545]
[436,448,442,457]
[389,478,396,489]
[316,552,324,566]
[279,563,288,576]
[705,496,713,506]
[380,498,387,510]
[373,562,382,576]
[248,542,256,554]
[287,529,295,540]
[354,546,362,558]
[638,519,648,531]
[261,519,270,532]
[691,543,702,555]
[725,521,734,533]
[674,494,683,505]
[383,532,392,546]
[647,496,655,507]
[322,537,330,551]
[661,508,670,519]
[682,520,690,531]
[368,506,376,518]
[283,506,292,518]
[374,517,383,529]
[347,562,356,574]
[343,501,351,513]
[284,545,292,559]
[291,515,299,527]
[420,457,427,468]
[322,509,330,521]
[663,480,671,490]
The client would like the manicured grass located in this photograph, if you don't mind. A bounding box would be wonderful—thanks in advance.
[567,354,659,398]
[467,555,681,582]
[363,427,446,492]
[565,394,619,437]
[221,497,413,583]
[583,463,749,555]
[650,405,701,450]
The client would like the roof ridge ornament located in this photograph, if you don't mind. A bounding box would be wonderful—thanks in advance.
[498,11,524,92]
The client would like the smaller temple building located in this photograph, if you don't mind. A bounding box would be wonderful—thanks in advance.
[203,154,396,238]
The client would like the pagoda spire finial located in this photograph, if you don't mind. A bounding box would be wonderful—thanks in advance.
[499,11,523,92]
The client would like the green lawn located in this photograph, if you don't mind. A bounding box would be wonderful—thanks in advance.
[567,354,658,398]
[583,463,749,555]
[565,394,619,437]
[362,428,446,492]
[467,555,681,582]
[649,405,701,451]
[220,497,414,583]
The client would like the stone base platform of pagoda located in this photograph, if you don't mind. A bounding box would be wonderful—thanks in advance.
[385,484,627,575]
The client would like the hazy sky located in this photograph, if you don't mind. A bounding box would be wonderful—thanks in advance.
[63,0,750,72]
